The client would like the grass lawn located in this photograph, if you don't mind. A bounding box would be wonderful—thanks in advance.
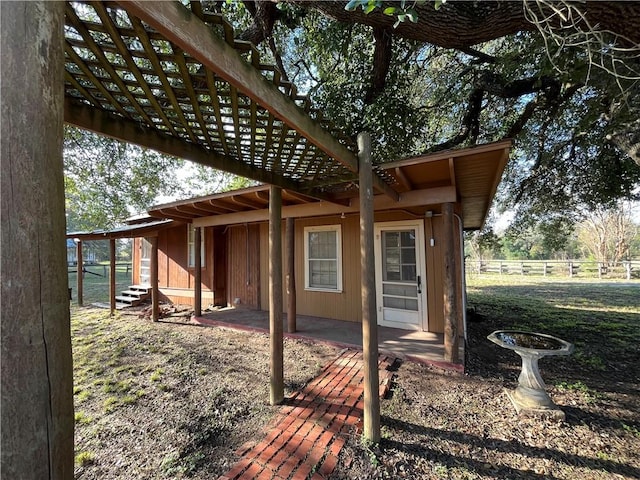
[71,275,639,479]
[68,264,132,305]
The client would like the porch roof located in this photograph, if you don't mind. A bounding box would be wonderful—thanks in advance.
[66,218,178,241]
[146,140,511,230]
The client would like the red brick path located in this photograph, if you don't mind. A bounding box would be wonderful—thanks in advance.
[218,350,398,480]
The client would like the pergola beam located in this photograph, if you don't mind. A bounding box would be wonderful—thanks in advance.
[116,1,398,201]
[65,100,353,206]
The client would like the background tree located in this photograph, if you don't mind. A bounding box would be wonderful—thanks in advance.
[575,201,638,264]
[219,0,639,230]
[64,127,186,231]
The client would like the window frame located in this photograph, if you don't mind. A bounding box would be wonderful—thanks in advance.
[187,225,205,268]
[303,224,343,293]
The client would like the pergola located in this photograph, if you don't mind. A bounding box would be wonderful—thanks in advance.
[2,1,467,477]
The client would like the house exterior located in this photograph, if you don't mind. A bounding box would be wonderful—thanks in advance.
[129,140,511,337]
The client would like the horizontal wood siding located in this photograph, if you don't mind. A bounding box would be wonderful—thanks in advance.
[227,224,260,308]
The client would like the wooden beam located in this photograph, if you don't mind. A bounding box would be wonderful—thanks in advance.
[1,3,74,476]
[358,132,380,443]
[110,238,116,315]
[394,167,413,190]
[116,1,399,201]
[448,157,456,189]
[269,185,284,405]
[193,186,457,228]
[381,139,513,169]
[194,227,202,317]
[64,99,301,192]
[77,240,84,306]
[442,202,459,363]
[286,217,296,333]
[119,2,354,173]
[151,236,159,322]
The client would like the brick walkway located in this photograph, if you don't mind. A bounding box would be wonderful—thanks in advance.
[218,350,398,480]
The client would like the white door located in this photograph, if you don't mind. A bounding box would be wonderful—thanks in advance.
[374,221,427,331]
[139,238,152,286]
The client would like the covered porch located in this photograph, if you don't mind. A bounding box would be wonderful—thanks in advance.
[192,308,464,372]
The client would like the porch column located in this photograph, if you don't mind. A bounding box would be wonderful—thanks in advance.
[77,240,84,306]
[269,185,284,405]
[442,202,459,363]
[1,2,74,477]
[358,132,381,443]
[286,217,296,333]
[194,226,202,317]
[150,236,159,322]
[110,238,116,315]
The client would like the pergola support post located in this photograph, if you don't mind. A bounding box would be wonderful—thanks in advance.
[1,2,74,477]
[110,238,116,315]
[194,226,202,317]
[443,202,459,363]
[150,236,159,322]
[286,217,296,333]
[358,132,381,443]
[77,240,84,306]
[269,185,284,405]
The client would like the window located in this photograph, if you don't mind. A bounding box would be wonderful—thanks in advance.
[304,225,342,292]
[187,225,205,268]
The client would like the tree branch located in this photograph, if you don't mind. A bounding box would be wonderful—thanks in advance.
[365,26,393,104]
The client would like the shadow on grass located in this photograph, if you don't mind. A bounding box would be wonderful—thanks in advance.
[381,415,640,480]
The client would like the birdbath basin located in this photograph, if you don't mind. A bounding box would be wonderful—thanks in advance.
[488,330,574,419]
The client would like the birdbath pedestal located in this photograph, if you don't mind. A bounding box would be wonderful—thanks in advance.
[488,330,574,420]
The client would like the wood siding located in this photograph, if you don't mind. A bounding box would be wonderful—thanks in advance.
[133,210,463,334]
[132,225,218,307]
[257,210,463,334]
[227,224,260,308]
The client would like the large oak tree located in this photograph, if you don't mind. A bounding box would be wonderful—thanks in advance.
[217,0,640,230]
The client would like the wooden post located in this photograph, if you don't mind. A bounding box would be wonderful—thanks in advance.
[286,217,296,333]
[194,226,202,317]
[77,240,84,306]
[358,132,380,443]
[150,236,159,322]
[443,202,459,363]
[110,238,116,315]
[269,185,284,405]
[1,2,74,477]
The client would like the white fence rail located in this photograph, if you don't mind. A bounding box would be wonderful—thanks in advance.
[466,260,640,280]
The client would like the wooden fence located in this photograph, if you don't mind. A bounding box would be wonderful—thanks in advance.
[465,260,640,280]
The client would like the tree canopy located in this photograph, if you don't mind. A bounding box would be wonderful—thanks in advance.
[218,0,640,228]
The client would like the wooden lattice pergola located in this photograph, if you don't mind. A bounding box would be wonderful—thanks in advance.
[63,0,398,202]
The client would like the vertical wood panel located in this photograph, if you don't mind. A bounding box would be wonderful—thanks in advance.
[286,217,296,333]
[194,226,202,316]
[77,240,84,306]
[269,185,284,405]
[442,203,459,363]
[358,132,380,443]
[110,238,116,314]
[228,224,261,308]
[151,236,159,322]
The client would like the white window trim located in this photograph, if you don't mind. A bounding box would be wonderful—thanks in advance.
[304,224,343,293]
[187,225,205,268]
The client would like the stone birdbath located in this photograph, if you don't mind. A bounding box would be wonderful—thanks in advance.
[488,330,574,419]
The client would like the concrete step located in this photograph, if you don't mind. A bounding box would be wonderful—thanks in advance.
[115,295,142,306]
[120,289,148,299]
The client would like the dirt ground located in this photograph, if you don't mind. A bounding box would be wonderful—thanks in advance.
[72,304,639,479]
